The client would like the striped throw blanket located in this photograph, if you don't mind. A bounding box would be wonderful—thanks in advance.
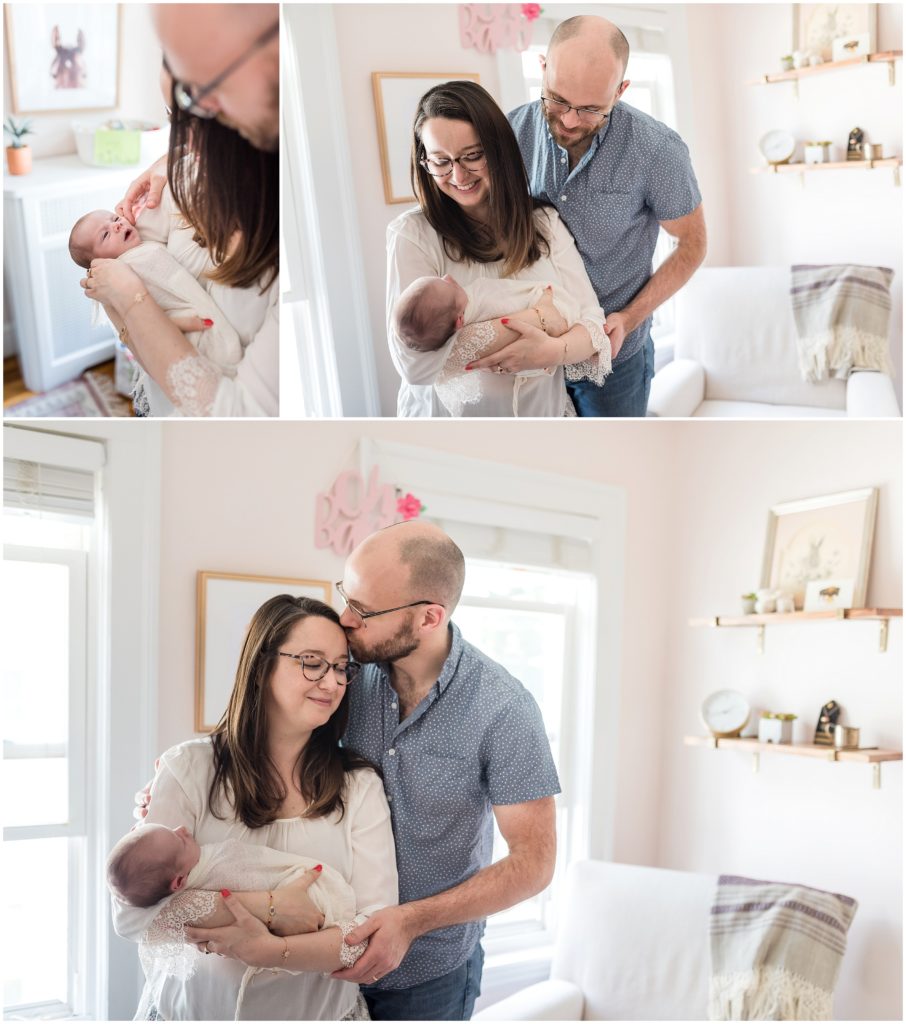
[790,264,894,382]
[709,875,857,1020]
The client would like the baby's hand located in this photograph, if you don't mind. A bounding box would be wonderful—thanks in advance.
[537,286,568,337]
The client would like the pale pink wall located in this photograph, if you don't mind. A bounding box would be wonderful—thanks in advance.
[681,4,903,404]
[657,420,902,1020]
[331,5,504,416]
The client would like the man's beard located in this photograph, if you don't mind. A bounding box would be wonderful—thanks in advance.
[216,82,279,152]
[541,106,597,152]
[345,617,419,665]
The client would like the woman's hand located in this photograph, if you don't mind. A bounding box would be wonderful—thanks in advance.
[115,156,168,226]
[268,869,326,936]
[80,259,144,314]
[186,891,283,968]
[466,320,563,373]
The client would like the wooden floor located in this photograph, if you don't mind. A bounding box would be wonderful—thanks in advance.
[4,355,126,410]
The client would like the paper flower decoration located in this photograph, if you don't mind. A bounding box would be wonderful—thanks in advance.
[522,3,542,21]
[396,492,426,521]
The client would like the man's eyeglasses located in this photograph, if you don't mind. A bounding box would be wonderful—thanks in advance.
[419,150,487,178]
[336,581,442,627]
[540,95,610,127]
[165,21,279,119]
[277,652,360,685]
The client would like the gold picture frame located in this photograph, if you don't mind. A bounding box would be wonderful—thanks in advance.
[5,3,122,115]
[760,488,878,610]
[195,571,332,733]
[372,71,481,205]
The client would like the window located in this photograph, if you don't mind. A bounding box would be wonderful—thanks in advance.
[3,510,93,1018]
[456,561,595,948]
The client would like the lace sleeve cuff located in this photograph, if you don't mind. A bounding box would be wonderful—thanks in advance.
[337,920,368,969]
[165,354,223,417]
[140,890,219,980]
[564,317,612,387]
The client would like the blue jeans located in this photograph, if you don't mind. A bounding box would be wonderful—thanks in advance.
[361,943,484,1021]
[567,333,655,417]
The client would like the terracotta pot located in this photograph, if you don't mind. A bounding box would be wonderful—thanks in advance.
[6,145,32,175]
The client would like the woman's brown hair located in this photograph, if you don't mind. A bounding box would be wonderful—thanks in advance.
[167,96,278,292]
[208,595,373,828]
[411,80,549,277]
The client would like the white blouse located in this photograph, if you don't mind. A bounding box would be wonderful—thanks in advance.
[112,738,398,1021]
[385,205,607,418]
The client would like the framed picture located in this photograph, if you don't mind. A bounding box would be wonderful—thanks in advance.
[5,3,121,114]
[803,577,856,612]
[793,4,877,62]
[195,572,332,733]
[760,488,878,610]
[372,72,481,204]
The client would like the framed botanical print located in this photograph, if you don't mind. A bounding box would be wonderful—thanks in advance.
[5,3,121,114]
[195,572,332,733]
[760,488,878,610]
[793,4,877,61]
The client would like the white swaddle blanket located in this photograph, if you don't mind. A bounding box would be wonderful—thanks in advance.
[434,279,582,417]
[136,839,358,1021]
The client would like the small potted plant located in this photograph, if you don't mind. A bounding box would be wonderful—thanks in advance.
[741,592,757,615]
[4,116,34,175]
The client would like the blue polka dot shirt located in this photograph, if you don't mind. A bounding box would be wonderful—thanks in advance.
[344,622,561,989]
[508,98,702,365]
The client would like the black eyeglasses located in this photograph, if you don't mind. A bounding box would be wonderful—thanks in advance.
[164,21,279,119]
[335,581,442,627]
[540,94,610,127]
[277,652,360,685]
[419,150,488,178]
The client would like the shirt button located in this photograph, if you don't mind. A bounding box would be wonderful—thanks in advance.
[560,195,567,202]
[391,702,397,709]
[560,156,566,164]
[387,795,393,802]
[388,748,396,756]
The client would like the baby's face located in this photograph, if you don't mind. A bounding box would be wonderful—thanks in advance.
[76,210,142,260]
[144,823,201,880]
[439,275,468,326]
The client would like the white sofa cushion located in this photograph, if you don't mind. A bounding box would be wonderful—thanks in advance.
[647,359,704,417]
[675,267,847,410]
[846,370,902,417]
[551,861,713,1020]
[693,400,846,418]
[475,979,584,1020]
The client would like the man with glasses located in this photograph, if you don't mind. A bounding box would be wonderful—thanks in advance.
[326,520,560,1020]
[118,4,279,219]
[508,15,706,417]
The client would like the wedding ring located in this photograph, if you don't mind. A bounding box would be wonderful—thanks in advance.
[494,366,505,374]
[206,941,213,954]
[372,974,380,982]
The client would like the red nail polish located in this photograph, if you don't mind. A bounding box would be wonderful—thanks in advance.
[314,864,323,872]
[203,318,214,326]
[501,318,510,324]
[464,364,474,371]
[220,888,231,897]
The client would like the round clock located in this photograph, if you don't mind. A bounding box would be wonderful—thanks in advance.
[701,689,751,738]
[759,130,796,166]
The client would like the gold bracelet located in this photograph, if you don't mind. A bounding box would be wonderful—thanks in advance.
[533,306,547,334]
[122,290,148,320]
[270,936,290,974]
[266,890,277,931]
[562,338,569,364]
[118,324,131,346]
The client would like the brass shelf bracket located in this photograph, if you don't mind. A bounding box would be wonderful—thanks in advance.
[756,624,766,655]
[879,618,889,653]
[873,763,881,789]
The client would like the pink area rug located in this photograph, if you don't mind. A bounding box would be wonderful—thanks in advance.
[5,370,133,419]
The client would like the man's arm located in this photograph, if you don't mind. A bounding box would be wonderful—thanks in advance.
[604,203,707,358]
[331,795,556,983]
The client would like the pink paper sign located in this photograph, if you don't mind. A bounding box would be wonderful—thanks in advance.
[459,4,534,54]
[315,467,398,557]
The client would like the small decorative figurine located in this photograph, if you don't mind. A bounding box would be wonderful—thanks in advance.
[846,127,865,161]
[814,699,841,746]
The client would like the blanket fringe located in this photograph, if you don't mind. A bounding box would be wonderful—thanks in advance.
[798,325,893,383]
[709,965,833,1021]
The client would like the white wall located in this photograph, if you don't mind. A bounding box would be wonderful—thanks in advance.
[2,4,165,159]
[683,4,903,404]
[659,420,902,1020]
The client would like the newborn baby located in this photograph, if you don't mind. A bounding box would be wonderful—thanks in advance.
[393,276,593,416]
[68,197,242,392]
[106,824,365,1017]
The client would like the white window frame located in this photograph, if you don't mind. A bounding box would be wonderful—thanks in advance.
[4,424,161,1020]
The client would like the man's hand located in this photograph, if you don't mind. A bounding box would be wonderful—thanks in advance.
[269,870,326,936]
[603,311,629,361]
[330,905,417,984]
[115,155,168,225]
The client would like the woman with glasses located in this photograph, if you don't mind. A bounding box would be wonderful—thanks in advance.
[80,15,279,418]
[112,595,397,1021]
[387,80,609,417]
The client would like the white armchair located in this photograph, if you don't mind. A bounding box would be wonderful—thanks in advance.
[648,267,900,418]
[475,861,714,1021]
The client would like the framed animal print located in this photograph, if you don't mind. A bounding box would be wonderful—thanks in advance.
[5,3,121,114]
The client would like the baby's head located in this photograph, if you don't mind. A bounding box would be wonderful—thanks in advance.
[106,824,200,908]
[393,275,469,352]
[69,210,141,270]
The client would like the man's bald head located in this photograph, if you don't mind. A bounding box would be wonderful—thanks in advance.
[356,521,466,614]
[548,16,630,77]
